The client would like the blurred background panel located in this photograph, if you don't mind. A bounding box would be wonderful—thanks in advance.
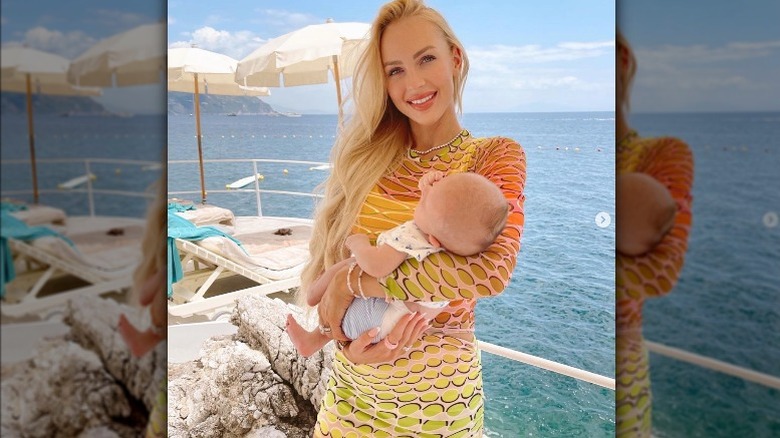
[618,1,780,437]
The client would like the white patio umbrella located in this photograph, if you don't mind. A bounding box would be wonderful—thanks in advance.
[235,20,370,123]
[168,47,271,204]
[67,22,165,87]
[1,46,101,203]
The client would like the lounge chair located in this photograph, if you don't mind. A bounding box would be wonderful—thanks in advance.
[2,200,67,227]
[1,214,144,319]
[168,213,312,319]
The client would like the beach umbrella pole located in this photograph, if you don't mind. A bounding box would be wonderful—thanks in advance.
[332,55,343,127]
[193,73,206,204]
[25,73,39,204]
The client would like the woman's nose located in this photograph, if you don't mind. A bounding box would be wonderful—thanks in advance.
[405,68,425,90]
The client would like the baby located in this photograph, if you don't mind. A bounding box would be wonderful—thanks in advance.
[286,170,510,357]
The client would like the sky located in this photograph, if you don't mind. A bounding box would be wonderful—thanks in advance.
[166,0,616,114]
[2,0,614,114]
[619,0,780,113]
[1,0,165,114]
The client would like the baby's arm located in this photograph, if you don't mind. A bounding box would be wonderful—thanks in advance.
[307,257,355,306]
[346,234,408,278]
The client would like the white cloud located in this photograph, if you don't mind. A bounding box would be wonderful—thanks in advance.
[19,26,96,59]
[169,26,265,59]
[630,40,780,111]
[470,40,614,67]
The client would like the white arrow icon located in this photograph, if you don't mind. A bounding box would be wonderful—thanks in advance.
[595,212,611,228]
[763,212,778,228]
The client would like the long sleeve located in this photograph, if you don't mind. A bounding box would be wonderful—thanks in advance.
[617,136,694,300]
[380,137,526,302]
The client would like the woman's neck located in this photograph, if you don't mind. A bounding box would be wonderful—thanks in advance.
[409,111,463,151]
[616,108,633,144]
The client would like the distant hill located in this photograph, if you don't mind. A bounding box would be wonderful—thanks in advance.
[168,92,276,115]
[1,92,109,115]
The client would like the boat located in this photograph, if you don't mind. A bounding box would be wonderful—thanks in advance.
[282,112,302,118]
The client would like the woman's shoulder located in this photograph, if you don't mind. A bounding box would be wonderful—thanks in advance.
[637,135,692,162]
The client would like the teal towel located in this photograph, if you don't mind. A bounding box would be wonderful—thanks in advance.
[1,201,28,212]
[0,211,74,297]
[167,202,195,213]
[167,211,243,297]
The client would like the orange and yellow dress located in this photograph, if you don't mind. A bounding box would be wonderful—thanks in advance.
[616,131,693,437]
[314,130,526,437]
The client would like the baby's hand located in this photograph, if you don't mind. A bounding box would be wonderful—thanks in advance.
[419,171,445,191]
[345,233,370,251]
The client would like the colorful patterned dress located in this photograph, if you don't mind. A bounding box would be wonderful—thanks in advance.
[616,131,694,437]
[314,130,526,437]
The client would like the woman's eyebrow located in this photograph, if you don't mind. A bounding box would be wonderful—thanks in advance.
[383,45,436,67]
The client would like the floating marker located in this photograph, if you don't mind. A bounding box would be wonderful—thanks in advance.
[283,169,289,174]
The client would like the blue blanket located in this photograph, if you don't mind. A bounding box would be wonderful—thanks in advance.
[0,211,74,297]
[167,212,243,297]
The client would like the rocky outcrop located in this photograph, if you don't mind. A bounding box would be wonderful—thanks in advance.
[1,297,165,437]
[168,296,334,437]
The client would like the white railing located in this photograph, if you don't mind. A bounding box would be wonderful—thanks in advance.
[168,158,326,217]
[1,158,159,217]
[169,157,617,391]
[646,340,780,390]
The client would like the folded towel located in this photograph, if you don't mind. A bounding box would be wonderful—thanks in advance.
[0,211,74,297]
[167,212,243,297]
[167,202,195,213]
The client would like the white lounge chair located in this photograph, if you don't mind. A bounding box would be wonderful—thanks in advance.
[2,216,144,319]
[2,200,67,227]
[168,215,312,319]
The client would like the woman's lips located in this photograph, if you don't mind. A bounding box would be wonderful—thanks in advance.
[407,91,437,111]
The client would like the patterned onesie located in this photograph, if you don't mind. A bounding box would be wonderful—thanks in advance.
[616,131,693,437]
[314,130,526,437]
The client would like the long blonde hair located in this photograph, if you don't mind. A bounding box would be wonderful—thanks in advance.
[132,175,166,305]
[616,29,637,113]
[299,0,469,301]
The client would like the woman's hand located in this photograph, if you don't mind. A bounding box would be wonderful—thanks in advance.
[342,312,431,365]
[317,264,356,342]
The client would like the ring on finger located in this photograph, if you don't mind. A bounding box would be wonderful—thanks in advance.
[319,325,332,335]
[402,345,411,352]
[383,337,399,350]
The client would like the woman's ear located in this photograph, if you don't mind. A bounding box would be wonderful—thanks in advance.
[451,45,463,71]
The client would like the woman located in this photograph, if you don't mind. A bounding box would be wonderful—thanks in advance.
[615,30,694,437]
[301,0,526,436]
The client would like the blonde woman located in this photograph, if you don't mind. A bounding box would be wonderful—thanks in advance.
[300,0,526,435]
[117,176,167,438]
[615,29,694,437]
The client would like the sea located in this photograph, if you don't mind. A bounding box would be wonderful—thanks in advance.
[2,111,618,436]
[632,112,780,438]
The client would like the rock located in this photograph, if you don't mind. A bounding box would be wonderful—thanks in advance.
[231,295,335,409]
[64,296,166,413]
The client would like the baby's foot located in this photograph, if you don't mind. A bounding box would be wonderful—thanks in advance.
[285,314,325,358]
[118,314,164,357]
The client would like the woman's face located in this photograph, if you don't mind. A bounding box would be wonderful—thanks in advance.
[380,16,461,126]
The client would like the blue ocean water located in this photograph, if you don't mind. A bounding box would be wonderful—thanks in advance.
[168,111,616,437]
[633,112,780,437]
[0,114,164,218]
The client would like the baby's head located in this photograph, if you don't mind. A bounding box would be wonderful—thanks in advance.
[415,172,509,256]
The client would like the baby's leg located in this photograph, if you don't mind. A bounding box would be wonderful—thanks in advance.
[307,257,356,306]
[342,297,391,343]
[285,314,331,357]
[118,314,164,358]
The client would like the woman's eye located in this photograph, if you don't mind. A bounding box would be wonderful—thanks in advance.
[388,67,402,77]
[421,55,436,64]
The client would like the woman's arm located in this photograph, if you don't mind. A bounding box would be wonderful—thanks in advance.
[617,137,694,298]
[380,137,526,302]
